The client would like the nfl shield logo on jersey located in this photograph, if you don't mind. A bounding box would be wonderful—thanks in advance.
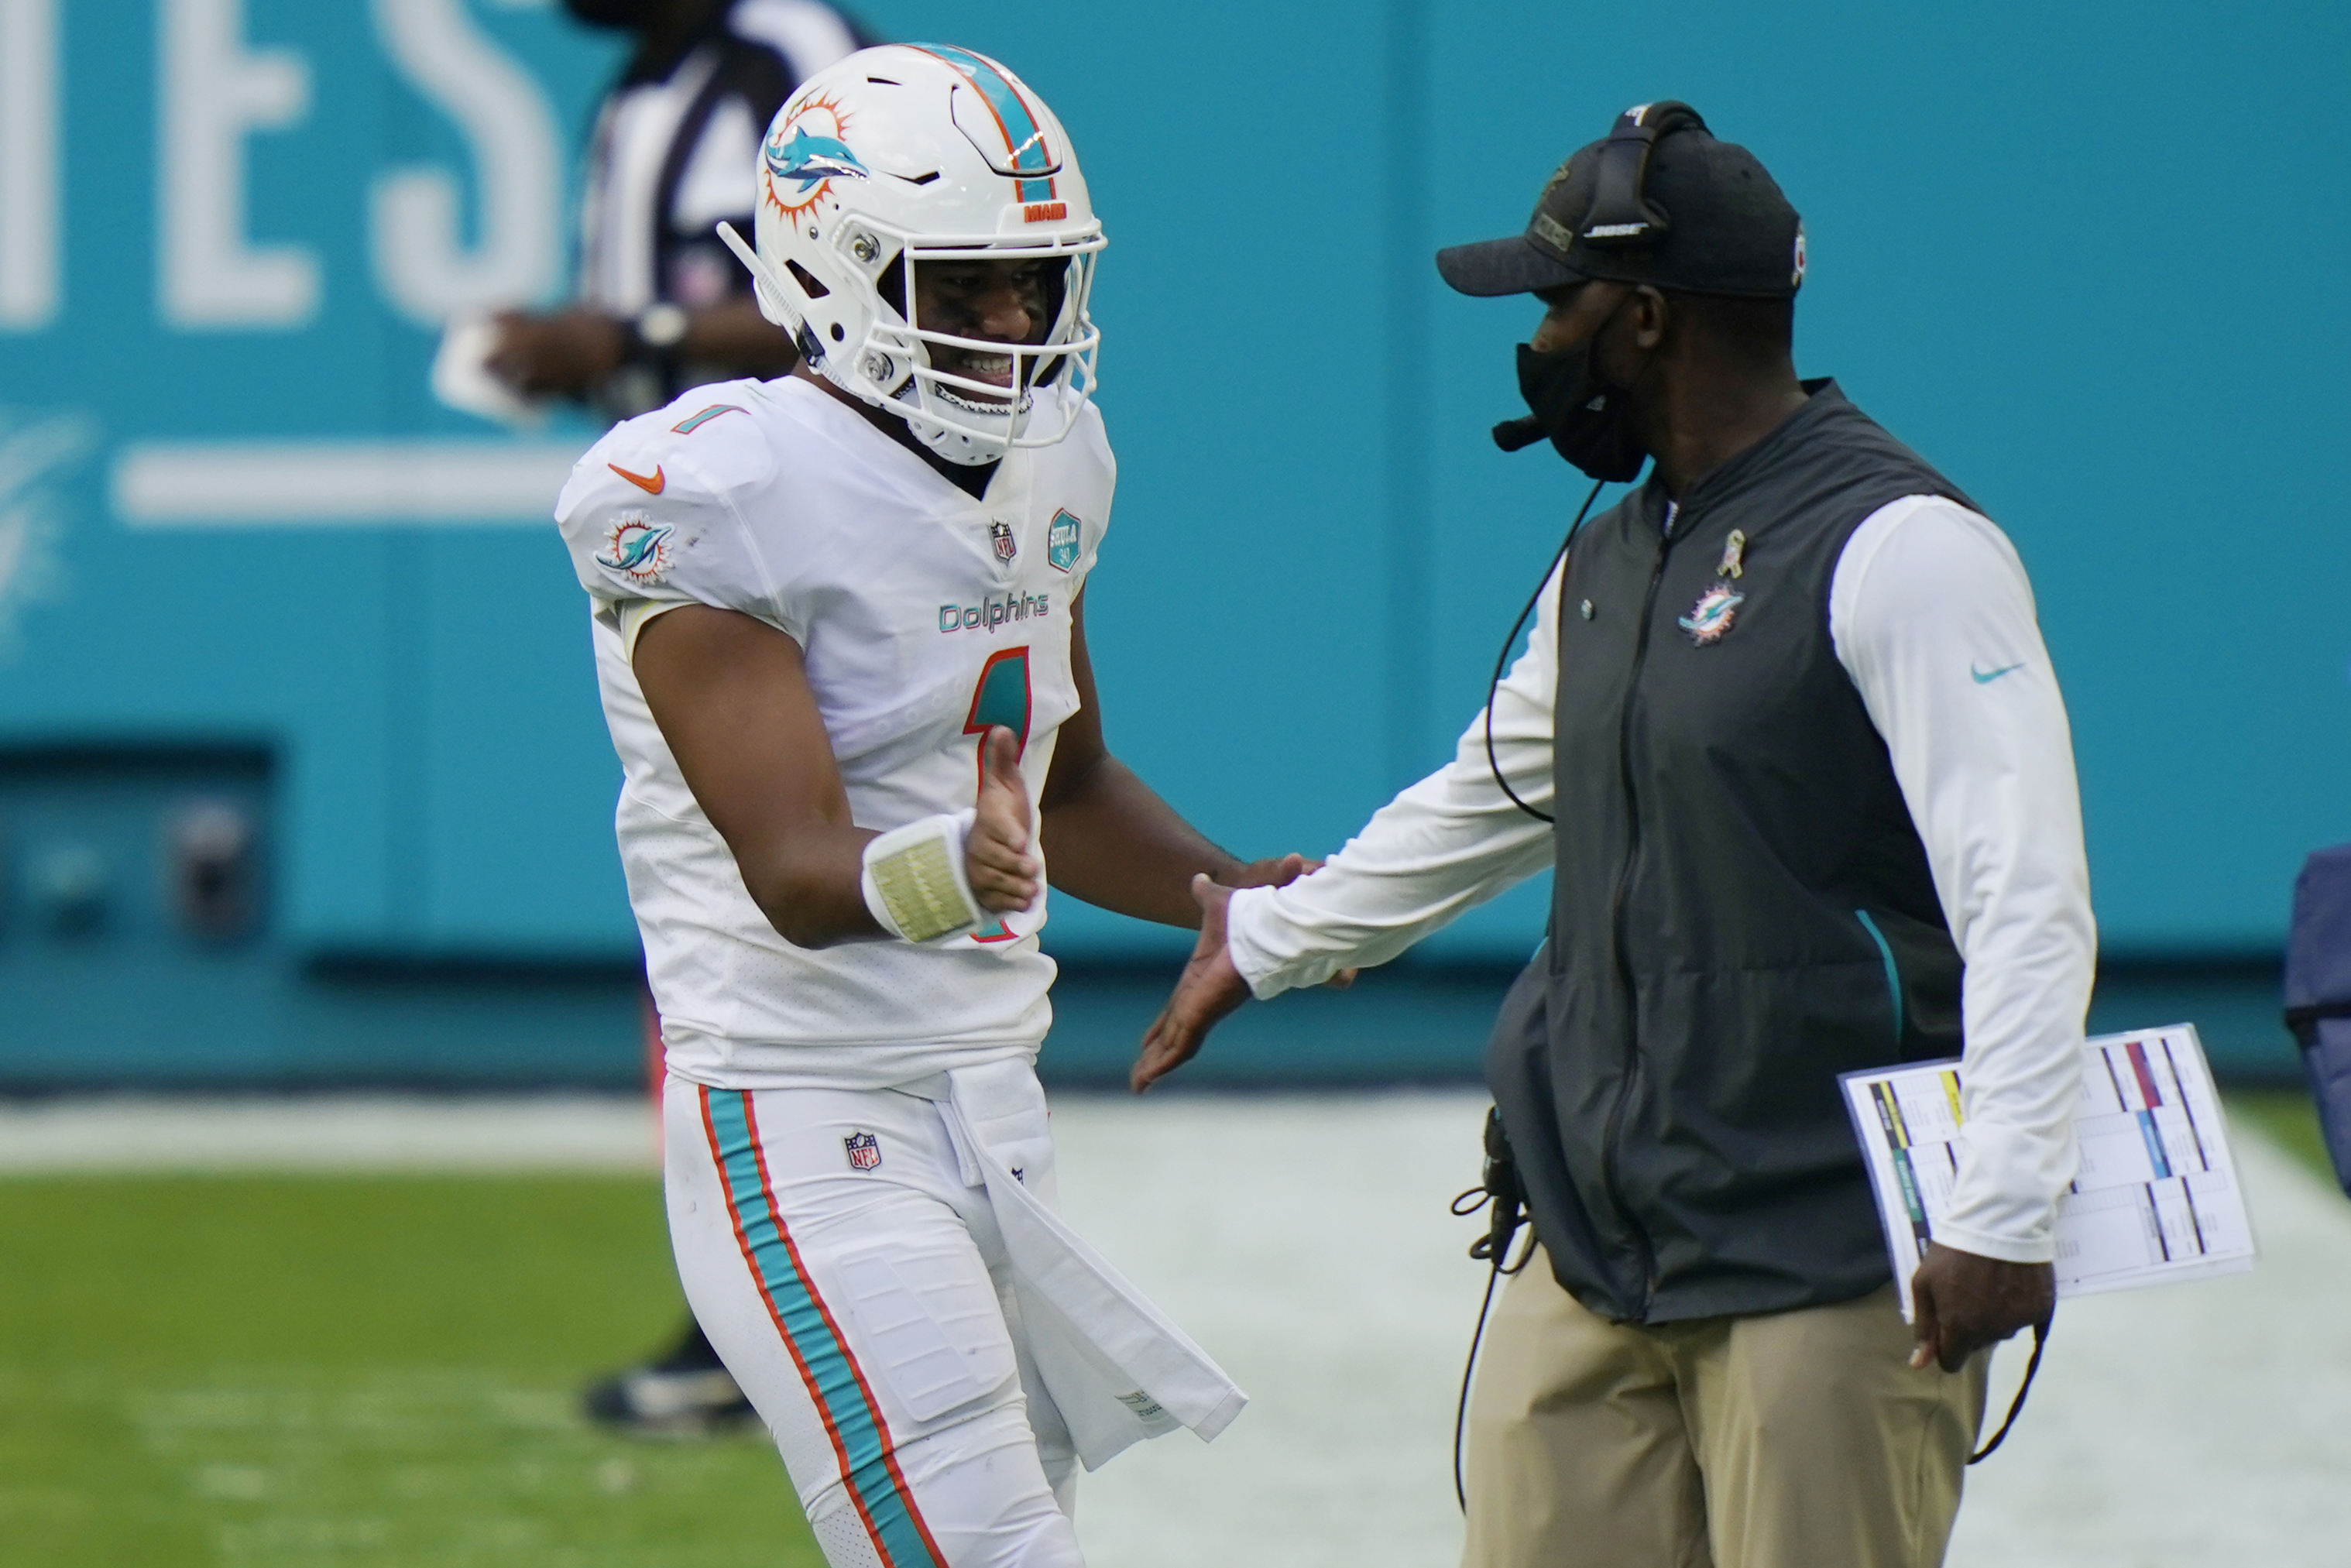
[1046,510,1081,573]
[989,519,1017,562]
[843,1131,882,1171]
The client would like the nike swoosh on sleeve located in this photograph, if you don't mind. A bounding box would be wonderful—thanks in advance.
[1970,662,2027,684]
[609,462,665,495]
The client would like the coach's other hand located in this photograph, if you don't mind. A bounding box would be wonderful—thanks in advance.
[1907,1243,2054,1373]
[968,726,1041,914]
[1132,875,1254,1092]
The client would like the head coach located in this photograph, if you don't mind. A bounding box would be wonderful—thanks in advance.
[1132,101,2096,1567]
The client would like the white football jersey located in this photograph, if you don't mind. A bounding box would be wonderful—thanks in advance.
[554,375,1112,1090]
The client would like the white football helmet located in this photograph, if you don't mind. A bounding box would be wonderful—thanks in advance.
[719,44,1105,465]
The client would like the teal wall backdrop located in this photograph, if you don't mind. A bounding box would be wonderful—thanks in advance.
[0,1,2343,1081]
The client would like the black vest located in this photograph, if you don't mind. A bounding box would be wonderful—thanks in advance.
[1488,382,1974,1324]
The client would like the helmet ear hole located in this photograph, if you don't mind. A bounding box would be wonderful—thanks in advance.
[784,259,830,299]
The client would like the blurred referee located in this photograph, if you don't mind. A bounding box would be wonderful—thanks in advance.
[498,0,870,1437]
[488,0,874,419]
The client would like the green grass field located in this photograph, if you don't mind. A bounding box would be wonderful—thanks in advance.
[1,1089,2336,1566]
[0,1172,823,1567]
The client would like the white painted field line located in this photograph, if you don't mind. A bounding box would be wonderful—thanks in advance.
[1055,1097,2351,1568]
[1951,1127,2351,1568]
[1055,1091,1490,1568]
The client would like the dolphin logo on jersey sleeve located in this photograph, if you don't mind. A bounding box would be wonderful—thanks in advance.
[596,514,675,585]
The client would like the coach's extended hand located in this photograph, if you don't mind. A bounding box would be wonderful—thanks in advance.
[1131,872,1352,1092]
[1907,1243,2054,1373]
[1131,876,1251,1092]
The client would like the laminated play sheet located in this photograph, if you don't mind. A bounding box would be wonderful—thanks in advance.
[1841,1024,2257,1320]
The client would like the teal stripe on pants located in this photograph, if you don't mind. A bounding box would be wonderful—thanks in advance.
[704,1088,942,1568]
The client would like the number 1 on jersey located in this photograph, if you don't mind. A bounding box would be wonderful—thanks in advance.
[963,647,1031,943]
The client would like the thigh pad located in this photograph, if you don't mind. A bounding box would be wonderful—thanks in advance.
[832,1232,1021,1425]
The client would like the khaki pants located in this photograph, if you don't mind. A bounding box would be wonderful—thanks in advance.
[1460,1249,1987,1568]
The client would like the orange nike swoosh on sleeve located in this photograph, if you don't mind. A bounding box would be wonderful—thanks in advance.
[609,462,665,495]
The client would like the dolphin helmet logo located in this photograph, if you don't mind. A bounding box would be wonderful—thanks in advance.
[760,91,864,221]
[766,125,870,192]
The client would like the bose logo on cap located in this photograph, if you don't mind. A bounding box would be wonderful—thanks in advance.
[1584,222,1648,238]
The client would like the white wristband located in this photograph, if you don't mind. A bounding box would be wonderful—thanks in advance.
[861,809,985,945]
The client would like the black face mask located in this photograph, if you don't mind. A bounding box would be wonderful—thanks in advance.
[1511,337,1649,483]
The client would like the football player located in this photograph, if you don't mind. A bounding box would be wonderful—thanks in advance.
[555,44,1287,1568]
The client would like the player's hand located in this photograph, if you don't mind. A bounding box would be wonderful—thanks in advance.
[1218,853,1318,890]
[967,726,1041,914]
[486,307,627,400]
[1907,1243,2053,1373]
[1132,875,1251,1092]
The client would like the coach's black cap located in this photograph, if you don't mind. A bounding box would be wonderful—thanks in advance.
[1437,101,1805,300]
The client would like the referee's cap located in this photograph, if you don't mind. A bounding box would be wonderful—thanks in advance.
[1437,102,1805,301]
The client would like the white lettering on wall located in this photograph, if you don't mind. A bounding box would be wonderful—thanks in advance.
[369,0,561,325]
[158,0,319,329]
[0,0,60,331]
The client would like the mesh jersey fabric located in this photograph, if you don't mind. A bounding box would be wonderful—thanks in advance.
[555,374,1113,1089]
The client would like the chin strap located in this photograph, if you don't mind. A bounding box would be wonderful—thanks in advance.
[1966,1316,2049,1463]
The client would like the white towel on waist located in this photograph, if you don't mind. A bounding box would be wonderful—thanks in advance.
[924,1058,1248,1470]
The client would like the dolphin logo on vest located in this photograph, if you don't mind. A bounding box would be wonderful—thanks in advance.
[1679,582,1745,645]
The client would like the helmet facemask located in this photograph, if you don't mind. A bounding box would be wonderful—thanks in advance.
[863,241,1098,464]
[719,45,1107,467]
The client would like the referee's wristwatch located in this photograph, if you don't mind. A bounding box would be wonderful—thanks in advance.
[624,302,691,369]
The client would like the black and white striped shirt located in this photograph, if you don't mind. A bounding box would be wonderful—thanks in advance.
[578,1,869,404]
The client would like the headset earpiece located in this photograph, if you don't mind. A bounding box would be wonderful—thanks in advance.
[1579,101,1707,250]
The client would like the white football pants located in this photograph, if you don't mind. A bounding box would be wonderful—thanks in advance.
[664,1072,1086,1568]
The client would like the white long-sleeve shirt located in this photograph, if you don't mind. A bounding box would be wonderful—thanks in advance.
[1227,495,2095,1264]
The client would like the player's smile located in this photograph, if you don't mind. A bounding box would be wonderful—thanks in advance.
[955,350,1016,386]
[910,257,1052,400]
